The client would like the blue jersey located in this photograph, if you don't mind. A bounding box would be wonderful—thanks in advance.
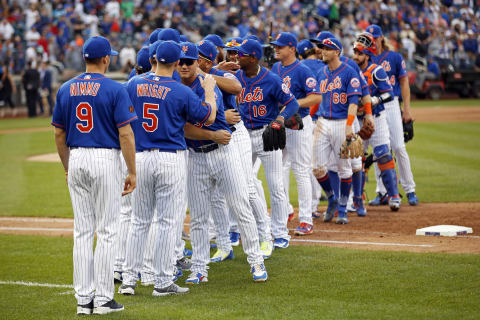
[185,75,230,148]
[371,50,407,99]
[272,60,320,118]
[52,73,137,148]
[126,73,213,152]
[340,56,370,98]
[300,59,326,74]
[235,67,299,129]
[361,62,393,116]
[210,68,237,111]
[316,63,361,119]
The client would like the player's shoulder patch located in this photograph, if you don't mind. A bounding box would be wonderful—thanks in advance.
[306,77,317,89]
[350,78,360,88]
[401,60,406,69]
[281,82,291,94]
[223,72,235,79]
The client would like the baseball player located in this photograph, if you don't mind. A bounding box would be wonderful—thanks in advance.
[52,36,137,315]
[270,32,322,235]
[312,37,363,225]
[196,40,274,260]
[204,34,226,63]
[235,39,300,248]
[178,42,268,284]
[118,40,218,297]
[352,32,401,211]
[367,24,419,206]
[297,39,327,216]
[311,31,372,218]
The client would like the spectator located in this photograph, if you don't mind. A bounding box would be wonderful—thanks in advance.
[39,61,53,115]
[119,44,136,72]
[0,64,17,117]
[0,19,15,41]
[22,61,41,118]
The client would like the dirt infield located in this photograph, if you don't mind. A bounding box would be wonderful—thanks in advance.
[412,106,480,122]
[1,202,479,254]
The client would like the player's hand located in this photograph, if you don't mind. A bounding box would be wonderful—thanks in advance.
[212,130,231,145]
[364,114,375,131]
[402,108,413,123]
[345,125,354,140]
[216,61,240,72]
[122,173,136,196]
[225,109,241,125]
[199,74,217,92]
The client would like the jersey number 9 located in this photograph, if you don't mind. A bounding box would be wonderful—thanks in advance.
[143,103,159,132]
[76,102,93,133]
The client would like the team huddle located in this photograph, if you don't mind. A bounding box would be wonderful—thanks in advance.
[52,25,419,315]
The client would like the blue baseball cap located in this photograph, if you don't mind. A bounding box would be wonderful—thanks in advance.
[225,37,242,51]
[297,39,315,56]
[82,36,118,59]
[156,41,181,63]
[270,32,297,47]
[179,42,198,60]
[197,40,218,62]
[311,31,335,43]
[320,38,343,52]
[237,39,263,59]
[149,28,162,44]
[136,47,151,70]
[179,34,189,42]
[366,24,383,38]
[245,35,264,45]
[149,40,163,59]
[204,34,225,48]
[158,28,180,43]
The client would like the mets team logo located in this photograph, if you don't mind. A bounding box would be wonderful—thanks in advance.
[350,78,360,88]
[198,40,204,46]
[242,39,248,45]
[368,27,374,34]
[182,45,189,53]
[281,83,290,94]
[283,76,291,89]
[306,77,317,89]
[382,61,391,72]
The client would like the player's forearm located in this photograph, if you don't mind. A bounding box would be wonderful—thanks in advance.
[400,77,411,110]
[54,128,70,172]
[279,98,300,120]
[211,75,242,95]
[297,94,322,108]
[184,123,215,140]
[118,125,136,176]
[204,90,217,125]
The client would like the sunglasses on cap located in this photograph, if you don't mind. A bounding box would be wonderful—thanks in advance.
[179,59,195,66]
[322,39,341,51]
[237,52,251,58]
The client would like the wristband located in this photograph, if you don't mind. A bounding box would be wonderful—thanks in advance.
[363,102,372,115]
[346,114,355,126]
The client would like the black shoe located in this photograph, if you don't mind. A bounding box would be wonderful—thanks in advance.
[77,300,93,315]
[93,299,124,315]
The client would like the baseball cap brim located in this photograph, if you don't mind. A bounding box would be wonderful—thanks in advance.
[180,52,198,60]
[236,46,251,56]
[225,47,239,51]
[270,40,287,46]
[110,50,118,56]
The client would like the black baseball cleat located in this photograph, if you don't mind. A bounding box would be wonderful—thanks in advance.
[92,299,124,315]
[77,300,93,315]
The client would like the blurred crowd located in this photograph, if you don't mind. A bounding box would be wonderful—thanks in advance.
[0,0,479,110]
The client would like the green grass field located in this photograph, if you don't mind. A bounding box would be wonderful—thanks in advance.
[0,99,479,319]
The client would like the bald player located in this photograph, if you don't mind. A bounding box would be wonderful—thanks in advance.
[52,36,137,315]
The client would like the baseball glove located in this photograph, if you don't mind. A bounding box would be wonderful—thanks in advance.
[403,120,414,143]
[263,120,286,151]
[358,120,375,140]
[340,134,363,159]
[363,153,374,170]
[284,113,304,130]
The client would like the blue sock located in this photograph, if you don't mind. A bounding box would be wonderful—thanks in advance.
[328,170,340,199]
[380,168,399,197]
[352,171,363,198]
[339,177,352,206]
[317,173,335,199]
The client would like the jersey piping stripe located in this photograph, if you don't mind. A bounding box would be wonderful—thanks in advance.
[51,121,65,128]
[325,63,347,119]
[240,68,269,129]
[117,115,138,127]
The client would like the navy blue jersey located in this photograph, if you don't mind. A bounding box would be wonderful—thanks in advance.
[300,59,326,75]
[52,73,137,148]
[185,75,230,148]
[210,68,237,110]
[126,73,213,151]
[235,67,299,129]
[316,63,362,119]
[272,60,320,118]
[340,56,370,98]
[361,62,393,116]
[371,50,407,99]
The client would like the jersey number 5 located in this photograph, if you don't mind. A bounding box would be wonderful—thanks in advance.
[143,103,159,132]
[76,102,93,133]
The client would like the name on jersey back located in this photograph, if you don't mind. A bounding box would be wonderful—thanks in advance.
[70,82,101,96]
[136,83,171,100]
